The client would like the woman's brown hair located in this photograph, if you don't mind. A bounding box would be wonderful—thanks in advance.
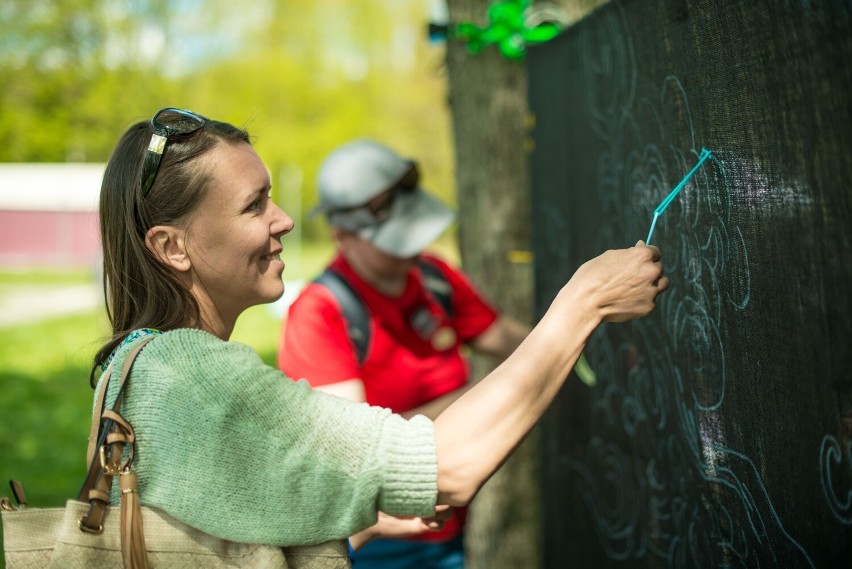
[92,115,250,385]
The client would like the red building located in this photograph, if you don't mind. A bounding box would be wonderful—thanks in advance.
[0,163,104,270]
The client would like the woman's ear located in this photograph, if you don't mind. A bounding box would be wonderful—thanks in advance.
[145,225,191,272]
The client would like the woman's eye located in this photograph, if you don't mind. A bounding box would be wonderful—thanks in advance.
[246,191,272,213]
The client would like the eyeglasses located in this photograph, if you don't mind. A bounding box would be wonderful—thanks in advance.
[329,162,420,227]
[140,108,207,197]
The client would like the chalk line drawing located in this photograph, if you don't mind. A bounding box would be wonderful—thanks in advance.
[551,3,816,566]
[820,425,852,525]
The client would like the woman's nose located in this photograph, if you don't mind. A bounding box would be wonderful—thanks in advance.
[271,202,295,237]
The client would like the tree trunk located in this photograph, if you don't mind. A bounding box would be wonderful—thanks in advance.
[443,2,611,567]
[444,2,537,568]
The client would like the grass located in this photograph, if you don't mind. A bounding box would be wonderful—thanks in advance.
[0,268,94,286]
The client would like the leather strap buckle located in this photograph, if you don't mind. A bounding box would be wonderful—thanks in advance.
[77,515,104,534]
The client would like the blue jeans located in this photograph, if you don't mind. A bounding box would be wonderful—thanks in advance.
[352,535,464,569]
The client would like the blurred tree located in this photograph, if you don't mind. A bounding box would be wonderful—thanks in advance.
[2,0,98,160]
[0,0,176,161]
[445,1,539,565]
[0,0,454,242]
[442,0,608,568]
[204,0,458,241]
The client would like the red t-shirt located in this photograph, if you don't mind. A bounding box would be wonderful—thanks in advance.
[278,252,499,541]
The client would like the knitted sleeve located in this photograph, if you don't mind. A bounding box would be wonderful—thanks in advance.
[102,329,438,546]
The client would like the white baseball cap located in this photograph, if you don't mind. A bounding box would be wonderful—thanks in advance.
[312,139,456,259]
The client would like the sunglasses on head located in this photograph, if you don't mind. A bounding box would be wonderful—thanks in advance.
[141,108,207,197]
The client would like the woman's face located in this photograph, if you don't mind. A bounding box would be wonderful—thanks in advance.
[185,141,293,324]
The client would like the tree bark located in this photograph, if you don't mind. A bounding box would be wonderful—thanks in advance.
[443,1,610,567]
[444,1,537,567]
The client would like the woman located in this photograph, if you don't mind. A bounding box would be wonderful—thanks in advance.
[94,108,668,558]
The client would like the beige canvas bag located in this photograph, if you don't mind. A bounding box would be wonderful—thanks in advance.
[1,336,349,569]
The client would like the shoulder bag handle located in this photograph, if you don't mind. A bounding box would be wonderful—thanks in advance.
[77,336,155,533]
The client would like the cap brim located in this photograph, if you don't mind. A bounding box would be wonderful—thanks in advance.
[312,160,418,219]
[359,188,456,258]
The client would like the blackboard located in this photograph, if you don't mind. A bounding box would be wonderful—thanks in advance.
[527,1,852,567]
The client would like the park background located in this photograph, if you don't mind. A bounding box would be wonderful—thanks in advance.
[0,1,608,568]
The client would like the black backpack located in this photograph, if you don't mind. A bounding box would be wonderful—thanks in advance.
[313,258,454,365]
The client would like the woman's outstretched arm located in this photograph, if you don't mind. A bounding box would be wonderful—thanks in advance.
[434,243,668,505]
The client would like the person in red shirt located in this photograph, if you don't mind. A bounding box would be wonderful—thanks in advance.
[279,139,531,569]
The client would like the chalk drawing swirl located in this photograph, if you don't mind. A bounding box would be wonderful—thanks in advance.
[564,3,814,567]
[820,433,852,525]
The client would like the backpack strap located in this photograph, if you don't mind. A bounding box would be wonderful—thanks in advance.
[313,259,454,366]
[314,268,371,365]
[417,258,453,316]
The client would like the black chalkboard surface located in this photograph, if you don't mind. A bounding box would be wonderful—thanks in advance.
[528,1,852,567]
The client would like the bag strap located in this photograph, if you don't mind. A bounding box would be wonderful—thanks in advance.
[417,257,453,316]
[314,268,371,365]
[79,335,155,500]
[78,335,155,569]
[86,360,115,469]
[314,259,454,365]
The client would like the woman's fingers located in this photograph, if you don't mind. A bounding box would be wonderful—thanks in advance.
[594,246,668,322]
[634,240,662,264]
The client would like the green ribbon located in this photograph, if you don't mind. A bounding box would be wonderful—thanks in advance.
[452,0,562,60]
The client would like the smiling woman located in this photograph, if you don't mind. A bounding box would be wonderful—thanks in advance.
[146,140,292,339]
[92,107,447,558]
[74,107,668,568]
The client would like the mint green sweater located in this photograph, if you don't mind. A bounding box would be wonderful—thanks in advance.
[97,328,437,546]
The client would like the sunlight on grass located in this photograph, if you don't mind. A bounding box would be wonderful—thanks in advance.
[0,268,94,286]
[0,312,109,379]
[0,312,108,569]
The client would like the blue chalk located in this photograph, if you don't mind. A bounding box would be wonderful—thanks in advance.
[646,148,712,244]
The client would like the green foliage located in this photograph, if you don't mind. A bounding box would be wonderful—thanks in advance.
[0,0,456,241]
[0,268,91,285]
[452,0,562,60]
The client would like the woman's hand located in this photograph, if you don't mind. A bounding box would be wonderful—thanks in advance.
[349,506,454,550]
[566,241,668,323]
